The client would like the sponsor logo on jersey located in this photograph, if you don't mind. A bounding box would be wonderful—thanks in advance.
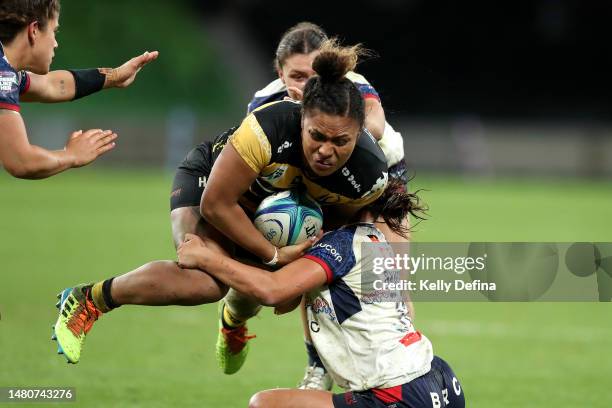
[263,165,288,182]
[309,297,337,322]
[198,176,207,188]
[277,140,293,154]
[313,242,343,262]
[341,167,362,193]
[0,71,17,93]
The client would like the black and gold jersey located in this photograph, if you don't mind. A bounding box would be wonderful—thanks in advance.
[213,100,388,207]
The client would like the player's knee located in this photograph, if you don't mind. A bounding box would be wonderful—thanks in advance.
[177,268,228,304]
[248,391,273,408]
[189,283,227,304]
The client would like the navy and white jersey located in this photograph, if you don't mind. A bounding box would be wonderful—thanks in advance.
[247,73,405,167]
[302,223,433,391]
[0,43,30,112]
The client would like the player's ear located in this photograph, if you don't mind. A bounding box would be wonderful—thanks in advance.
[277,66,285,84]
[27,21,40,45]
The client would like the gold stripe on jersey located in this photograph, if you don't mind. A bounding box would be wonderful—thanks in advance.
[229,113,272,174]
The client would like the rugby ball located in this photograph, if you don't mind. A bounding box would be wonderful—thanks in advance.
[254,190,323,247]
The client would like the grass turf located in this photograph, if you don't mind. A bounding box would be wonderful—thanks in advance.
[0,170,611,407]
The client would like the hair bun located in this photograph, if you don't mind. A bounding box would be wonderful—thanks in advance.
[312,39,363,83]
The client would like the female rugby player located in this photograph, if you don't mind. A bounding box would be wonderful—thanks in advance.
[248,22,407,197]
[176,180,465,408]
[52,40,389,366]
[246,22,414,390]
[0,0,158,179]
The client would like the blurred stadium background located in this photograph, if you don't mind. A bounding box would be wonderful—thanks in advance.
[1,1,611,407]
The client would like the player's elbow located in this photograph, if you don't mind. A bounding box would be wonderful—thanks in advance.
[200,201,216,222]
[2,146,48,179]
[254,285,288,307]
[3,161,37,179]
[200,192,224,222]
[252,288,276,307]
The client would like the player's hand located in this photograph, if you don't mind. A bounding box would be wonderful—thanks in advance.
[103,51,159,89]
[177,233,208,269]
[65,129,117,168]
[285,86,304,101]
[276,237,317,266]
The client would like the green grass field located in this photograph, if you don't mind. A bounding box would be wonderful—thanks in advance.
[1,170,611,407]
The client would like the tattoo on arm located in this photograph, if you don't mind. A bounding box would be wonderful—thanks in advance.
[59,79,66,96]
[98,67,117,87]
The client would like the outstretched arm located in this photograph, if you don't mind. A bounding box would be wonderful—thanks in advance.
[177,234,327,307]
[0,110,117,179]
[21,51,159,103]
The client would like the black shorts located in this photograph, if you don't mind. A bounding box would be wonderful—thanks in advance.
[170,136,260,264]
[170,126,241,211]
[332,356,464,408]
[170,141,214,211]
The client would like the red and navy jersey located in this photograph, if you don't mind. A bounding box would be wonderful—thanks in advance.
[304,225,358,284]
[247,71,380,114]
[0,43,30,112]
[302,222,433,391]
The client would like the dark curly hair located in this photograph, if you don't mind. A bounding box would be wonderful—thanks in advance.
[366,177,428,238]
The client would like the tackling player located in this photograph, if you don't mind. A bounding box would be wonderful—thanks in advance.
[0,0,158,179]
[177,179,465,408]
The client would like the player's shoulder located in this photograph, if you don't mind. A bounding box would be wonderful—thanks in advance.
[248,79,288,113]
[336,130,387,201]
[349,129,387,171]
[0,53,23,110]
[326,223,384,244]
[320,225,359,246]
[0,58,11,72]
[345,70,371,85]
[0,52,18,82]
[307,227,358,280]
[251,100,302,146]
[254,78,287,98]
[352,223,386,244]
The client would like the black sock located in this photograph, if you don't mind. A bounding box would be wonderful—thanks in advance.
[102,278,119,309]
[305,341,326,371]
[91,277,120,312]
